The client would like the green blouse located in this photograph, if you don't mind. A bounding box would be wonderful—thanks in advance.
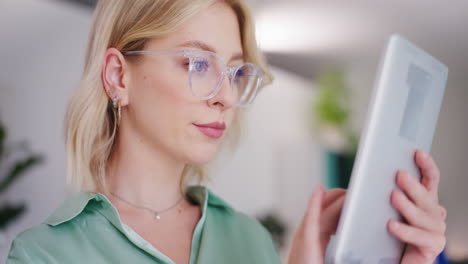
[6,185,281,264]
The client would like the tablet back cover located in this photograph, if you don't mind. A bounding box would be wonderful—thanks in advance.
[326,34,448,264]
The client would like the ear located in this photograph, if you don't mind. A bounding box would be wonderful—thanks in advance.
[102,47,130,106]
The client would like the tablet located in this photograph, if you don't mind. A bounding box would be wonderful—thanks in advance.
[324,34,448,264]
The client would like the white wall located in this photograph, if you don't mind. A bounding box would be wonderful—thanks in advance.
[0,0,92,258]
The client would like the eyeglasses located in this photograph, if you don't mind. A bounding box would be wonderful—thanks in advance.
[123,48,264,108]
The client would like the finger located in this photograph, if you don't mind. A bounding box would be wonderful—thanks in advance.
[302,184,325,237]
[321,194,346,235]
[391,189,446,234]
[415,150,441,199]
[396,170,440,217]
[439,205,448,221]
[388,220,446,257]
[322,188,346,209]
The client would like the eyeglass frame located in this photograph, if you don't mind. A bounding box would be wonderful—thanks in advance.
[122,48,265,108]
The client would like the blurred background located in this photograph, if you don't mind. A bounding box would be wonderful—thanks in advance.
[0,0,466,262]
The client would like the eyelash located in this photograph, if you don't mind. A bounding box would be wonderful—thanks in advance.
[182,59,211,72]
[181,58,244,72]
[182,59,190,70]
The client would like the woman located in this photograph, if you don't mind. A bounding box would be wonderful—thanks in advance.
[7,0,447,263]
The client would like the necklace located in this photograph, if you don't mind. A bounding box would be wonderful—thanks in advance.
[110,192,184,220]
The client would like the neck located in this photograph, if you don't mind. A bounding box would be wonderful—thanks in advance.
[102,127,187,210]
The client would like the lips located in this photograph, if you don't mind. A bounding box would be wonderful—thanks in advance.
[194,122,226,130]
[193,122,226,139]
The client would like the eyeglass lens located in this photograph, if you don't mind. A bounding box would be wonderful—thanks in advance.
[188,52,261,106]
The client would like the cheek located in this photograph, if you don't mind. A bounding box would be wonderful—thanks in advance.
[128,67,227,163]
[140,69,189,102]
[133,66,192,116]
[129,70,200,144]
[227,108,238,125]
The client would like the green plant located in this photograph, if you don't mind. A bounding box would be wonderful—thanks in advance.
[0,120,43,230]
[257,212,287,250]
[310,68,358,154]
[313,69,350,127]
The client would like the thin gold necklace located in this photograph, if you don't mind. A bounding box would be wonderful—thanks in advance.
[110,192,184,220]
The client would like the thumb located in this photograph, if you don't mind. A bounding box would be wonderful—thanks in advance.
[288,184,326,264]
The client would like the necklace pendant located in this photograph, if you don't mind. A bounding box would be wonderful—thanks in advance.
[155,213,161,220]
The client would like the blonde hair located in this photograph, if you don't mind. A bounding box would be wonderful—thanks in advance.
[64,0,273,195]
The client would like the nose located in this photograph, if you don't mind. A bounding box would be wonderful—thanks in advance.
[206,73,236,109]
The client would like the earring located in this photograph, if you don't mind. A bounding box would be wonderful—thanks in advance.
[113,95,118,108]
[112,95,121,127]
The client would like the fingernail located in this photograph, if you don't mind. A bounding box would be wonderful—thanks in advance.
[401,171,407,180]
[315,185,323,195]
[420,151,428,160]
[397,170,406,182]
[391,220,400,230]
[312,185,318,196]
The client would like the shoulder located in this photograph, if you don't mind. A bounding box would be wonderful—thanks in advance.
[203,187,281,263]
[7,223,58,263]
[205,187,273,242]
[7,192,106,262]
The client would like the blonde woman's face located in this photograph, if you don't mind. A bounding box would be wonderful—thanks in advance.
[126,3,242,165]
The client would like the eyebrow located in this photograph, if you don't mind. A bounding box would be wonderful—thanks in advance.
[177,40,244,62]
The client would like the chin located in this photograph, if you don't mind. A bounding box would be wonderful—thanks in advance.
[184,144,219,165]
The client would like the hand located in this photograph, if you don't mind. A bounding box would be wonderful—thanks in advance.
[388,150,447,263]
[288,185,346,264]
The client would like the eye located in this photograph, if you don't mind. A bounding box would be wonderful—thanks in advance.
[182,60,190,70]
[235,69,245,78]
[192,59,209,73]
